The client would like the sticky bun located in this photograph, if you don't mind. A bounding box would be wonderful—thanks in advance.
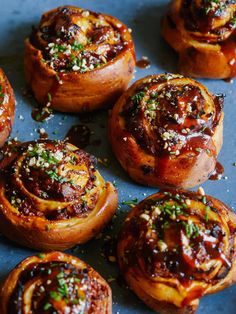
[0,68,15,147]
[0,251,112,313]
[117,189,236,314]
[162,0,236,79]
[0,140,117,250]
[24,5,135,112]
[109,74,223,188]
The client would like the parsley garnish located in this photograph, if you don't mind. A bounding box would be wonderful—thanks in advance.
[122,198,138,206]
[131,91,145,105]
[182,221,200,238]
[43,303,51,310]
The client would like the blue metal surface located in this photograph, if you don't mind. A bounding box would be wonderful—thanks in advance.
[0,0,235,313]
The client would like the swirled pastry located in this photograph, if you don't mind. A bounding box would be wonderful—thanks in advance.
[24,5,135,112]
[162,0,236,79]
[0,68,15,147]
[109,74,223,188]
[0,251,112,313]
[0,140,117,250]
[117,190,236,314]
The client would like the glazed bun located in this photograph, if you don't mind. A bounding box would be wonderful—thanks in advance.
[109,74,223,189]
[118,189,236,314]
[0,251,112,313]
[24,5,135,112]
[162,0,236,79]
[0,140,117,250]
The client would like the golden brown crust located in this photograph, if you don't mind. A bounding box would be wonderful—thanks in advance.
[0,251,112,314]
[109,74,223,189]
[0,140,118,250]
[117,189,236,314]
[24,5,135,112]
[161,0,236,79]
[0,68,15,147]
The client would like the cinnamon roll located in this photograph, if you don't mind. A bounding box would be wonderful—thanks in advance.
[117,189,236,314]
[0,251,112,313]
[24,5,135,112]
[0,68,15,147]
[109,74,223,188]
[0,140,117,250]
[162,0,236,79]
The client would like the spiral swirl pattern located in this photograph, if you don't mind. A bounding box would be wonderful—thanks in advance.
[162,0,236,78]
[0,252,112,314]
[118,190,236,313]
[0,140,117,250]
[109,74,223,188]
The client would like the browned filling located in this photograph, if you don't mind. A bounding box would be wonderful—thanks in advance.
[2,141,101,220]
[120,191,235,287]
[30,6,127,73]
[121,74,223,157]
[180,0,236,42]
[8,260,108,314]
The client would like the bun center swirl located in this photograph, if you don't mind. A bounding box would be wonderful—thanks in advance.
[9,261,90,313]
[121,74,222,157]
[31,6,128,73]
[120,190,235,304]
[2,141,102,220]
[180,0,236,41]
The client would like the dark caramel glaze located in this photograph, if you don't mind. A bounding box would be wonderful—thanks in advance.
[30,6,129,73]
[209,160,224,180]
[0,140,100,220]
[65,124,91,148]
[118,190,236,307]
[136,58,151,69]
[121,74,223,157]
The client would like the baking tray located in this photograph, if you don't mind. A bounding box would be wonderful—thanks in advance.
[0,0,235,313]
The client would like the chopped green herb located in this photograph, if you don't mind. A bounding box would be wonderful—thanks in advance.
[38,253,45,259]
[47,93,52,102]
[131,91,145,105]
[71,41,84,51]
[43,303,51,310]
[50,291,61,301]
[122,198,138,206]
[195,148,202,153]
[182,221,200,238]
[205,206,210,222]
[202,196,207,204]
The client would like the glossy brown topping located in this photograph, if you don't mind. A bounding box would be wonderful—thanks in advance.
[119,190,236,304]
[181,0,236,42]
[30,6,129,73]
[6,253,110,314]
[121,74,223,157]
[0,140,104,220]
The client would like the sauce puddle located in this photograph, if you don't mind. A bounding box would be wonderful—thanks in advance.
[65,125,91,148]
[136,58,151,69]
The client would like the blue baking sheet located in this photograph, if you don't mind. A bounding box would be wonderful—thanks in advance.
[0,0,236,313]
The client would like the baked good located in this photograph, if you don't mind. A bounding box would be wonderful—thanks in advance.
[0,251,112,313]
[24,5,135,112]
[0,68,15,146]
[109,73,224,188]
[162,0,236,79]
[0,140,117,250]
[117,189,236,313]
